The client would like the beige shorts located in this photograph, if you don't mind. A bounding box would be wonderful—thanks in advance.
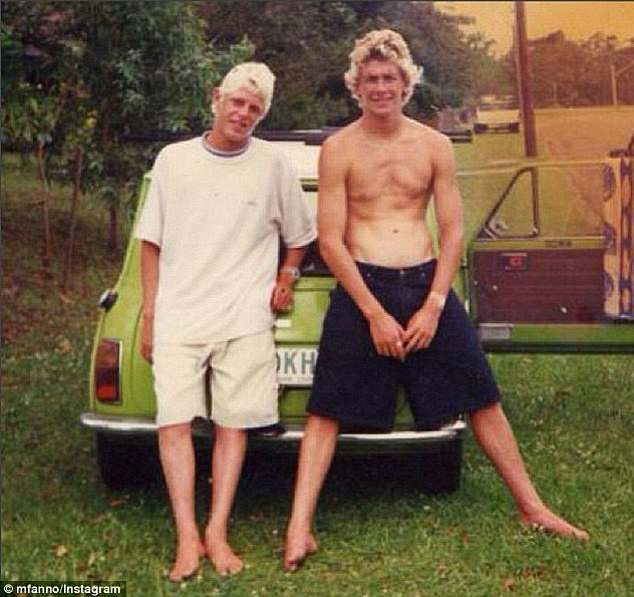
[152,329,278,429]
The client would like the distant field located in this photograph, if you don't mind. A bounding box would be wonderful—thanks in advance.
[454,106,632,238]
[536,106,634,159]
[455,106,633,166]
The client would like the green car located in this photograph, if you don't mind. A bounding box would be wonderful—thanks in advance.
[81,133,633,492]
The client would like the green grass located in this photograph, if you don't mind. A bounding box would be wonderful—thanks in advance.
[3,111,634,596]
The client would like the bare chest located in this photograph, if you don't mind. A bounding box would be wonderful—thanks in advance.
[347,147,432,203]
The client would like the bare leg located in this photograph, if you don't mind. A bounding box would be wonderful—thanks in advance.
[158,423,205,582]
[470,402,589,540]
[204,425,248,575]
[284,414,339,571]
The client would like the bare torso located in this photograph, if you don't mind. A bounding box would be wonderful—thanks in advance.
[340,117,439,267]
[314,59,463,365]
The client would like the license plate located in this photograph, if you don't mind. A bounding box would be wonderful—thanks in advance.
[276,347,318,386]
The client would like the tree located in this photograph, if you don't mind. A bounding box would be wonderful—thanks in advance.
[198,1,489,127]
[582,33,634,105]
[2,2,251,265]
[67,2,222,251]
[1,3,77,267]
[3,2,253,293]
[512,30,634,108]
[198,1,357,128]
[527,31,594,107]
[612,39,634,104]
[465,32,515,100]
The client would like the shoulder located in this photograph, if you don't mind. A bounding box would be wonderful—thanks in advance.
[405,118,452,150]
[320,122,360,164]
[251,137,285,159]
[323,122,359,149]
[155,137,202,166]
[250,136,277,155]
[160,136,201,156]
[250,137,294,169]
[404,119,455,171]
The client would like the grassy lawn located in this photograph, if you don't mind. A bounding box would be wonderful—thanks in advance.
[3,110,634,596]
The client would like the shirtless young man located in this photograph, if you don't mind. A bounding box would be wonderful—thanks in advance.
[284,29,588,570]
[136,63,315,579]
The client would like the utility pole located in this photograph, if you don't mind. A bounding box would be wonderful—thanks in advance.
[611,60,634,106]
[611,63,618,106]
[514,0,539,236]
[514,0,537,157]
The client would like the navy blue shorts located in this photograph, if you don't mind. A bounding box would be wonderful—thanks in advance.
[308,260,500,430]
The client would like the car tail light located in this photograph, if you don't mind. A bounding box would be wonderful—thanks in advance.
[95,339,121,403]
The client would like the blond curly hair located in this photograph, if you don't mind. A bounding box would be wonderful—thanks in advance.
[344,29,422,105]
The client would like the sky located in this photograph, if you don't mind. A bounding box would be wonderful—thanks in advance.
[435,1,634,55]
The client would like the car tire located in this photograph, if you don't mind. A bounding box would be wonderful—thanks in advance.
[418,439,462,495]
[96,433,160,490]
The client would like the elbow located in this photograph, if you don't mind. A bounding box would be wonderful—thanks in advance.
[317,235,343,264]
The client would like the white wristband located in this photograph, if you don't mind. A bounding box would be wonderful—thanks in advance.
[428,291,446,310]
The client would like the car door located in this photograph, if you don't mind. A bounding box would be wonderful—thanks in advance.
[467,155,633,353]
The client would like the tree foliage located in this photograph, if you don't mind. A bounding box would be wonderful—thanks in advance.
[198,1,357,128]
[504,30,634,108]
[197,1,488,127]
[2,1,250,253]
[353,1,476,108]
[465,32,515,100]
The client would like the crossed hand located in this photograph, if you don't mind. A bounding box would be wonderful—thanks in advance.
[368,305,440,359]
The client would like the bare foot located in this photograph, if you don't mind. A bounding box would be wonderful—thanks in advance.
[520,507,589,540]
[168,539,205,582]
[284,530,318,571]
[205,528,244,576]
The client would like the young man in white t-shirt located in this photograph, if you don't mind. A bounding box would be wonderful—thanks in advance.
[135,62,316,579]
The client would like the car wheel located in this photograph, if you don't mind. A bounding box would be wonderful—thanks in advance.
[96,433,160,490]
[418,439,462,495]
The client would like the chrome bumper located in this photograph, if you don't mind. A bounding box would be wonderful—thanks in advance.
[81,412,157,434]
[80,412,466,448]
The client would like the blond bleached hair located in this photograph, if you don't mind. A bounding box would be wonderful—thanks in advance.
[214,62,276,118]
[344,29,422,105]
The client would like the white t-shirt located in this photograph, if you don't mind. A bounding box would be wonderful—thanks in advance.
[135,136,316,345]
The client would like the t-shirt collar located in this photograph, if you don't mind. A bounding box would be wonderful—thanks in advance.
[201,131,251,158]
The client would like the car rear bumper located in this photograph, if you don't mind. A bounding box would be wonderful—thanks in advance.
[80,412,466,451]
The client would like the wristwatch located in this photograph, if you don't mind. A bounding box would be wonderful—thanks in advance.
[279,266,301,280]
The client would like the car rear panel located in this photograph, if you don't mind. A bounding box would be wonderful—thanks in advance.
[87,169,462,447]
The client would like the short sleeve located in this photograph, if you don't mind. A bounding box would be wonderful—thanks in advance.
[134,150,167,247]
[278,156,317,248]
